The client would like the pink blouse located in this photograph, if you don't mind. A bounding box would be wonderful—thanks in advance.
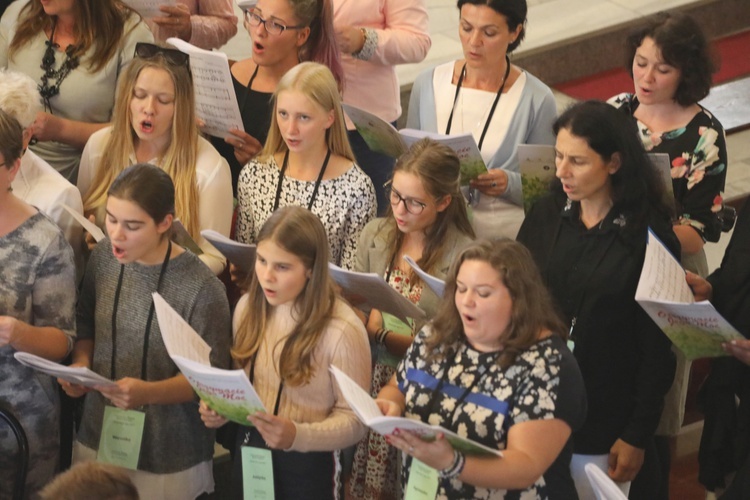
[146,0,238,50]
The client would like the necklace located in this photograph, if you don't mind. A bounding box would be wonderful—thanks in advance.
[39,20,80,113]
[445,55,511,151]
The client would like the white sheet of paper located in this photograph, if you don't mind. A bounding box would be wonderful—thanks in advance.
[124,0,176,19]
[635,229,694,304]
[166,38,244,139]
[201,230,256,274]
[328,263,426,323]
[62,204,105,242]
[13,352,116,388]
[152,292,211,364]
[403,256,445,298]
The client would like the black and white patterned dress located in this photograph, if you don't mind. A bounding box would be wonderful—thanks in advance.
[0,212,76,498]
[397,329,586,499]
[235,156,376,270]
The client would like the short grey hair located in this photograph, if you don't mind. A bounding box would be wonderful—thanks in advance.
[0,69,43,129]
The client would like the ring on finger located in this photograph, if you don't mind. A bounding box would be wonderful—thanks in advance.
[491,181,497,187]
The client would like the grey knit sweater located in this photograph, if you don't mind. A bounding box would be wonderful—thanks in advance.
[76,240,232,473]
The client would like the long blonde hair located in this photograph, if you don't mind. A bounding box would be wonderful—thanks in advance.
[83,54,200,238]
[260,62,353,162]
[232,206,337,387]
[9,0,141,73]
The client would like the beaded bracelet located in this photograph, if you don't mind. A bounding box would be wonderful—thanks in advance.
[438,449,466,479]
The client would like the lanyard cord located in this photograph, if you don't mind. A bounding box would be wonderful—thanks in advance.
[273,149,331,212]
[110,240,172,381]
[445,55,511,151]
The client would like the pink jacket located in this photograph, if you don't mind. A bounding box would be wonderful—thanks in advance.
[334,0,430,126]
[147,0,238,50]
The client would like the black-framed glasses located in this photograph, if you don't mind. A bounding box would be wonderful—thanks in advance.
[385,183,427,215]
[134,43,190,67]
[243,8,305,36]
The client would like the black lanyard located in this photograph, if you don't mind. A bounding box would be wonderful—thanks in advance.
[445,56,511,151]
[273,149,331,212]
[425,348,494,425]
[110,240,172,381]
[239,64,260,115]
[249,354,283,417]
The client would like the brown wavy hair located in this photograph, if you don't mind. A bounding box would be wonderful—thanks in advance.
[9,0,141,73]
[425,239,566,369]
[383,138,475,282]
[232,206,337,386]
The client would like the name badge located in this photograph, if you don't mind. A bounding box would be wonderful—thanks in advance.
[405,458,439,499]
[97,406,145,470]
[242,446,275,499]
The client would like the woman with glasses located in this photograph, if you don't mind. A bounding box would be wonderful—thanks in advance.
[211,0,342,193]
[350,138,475,499]
[0,0,153,182]
[407,0,556,241]
[235,62,376,270]
[77,42,233,275]
[59,164,231,499]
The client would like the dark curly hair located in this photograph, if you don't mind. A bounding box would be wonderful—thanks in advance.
[625,11,716,106]
[457,0,527,53]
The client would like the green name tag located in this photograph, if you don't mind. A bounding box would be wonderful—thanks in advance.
[405,458,439,500]
[97,406,145,470]
[242,446,274,500]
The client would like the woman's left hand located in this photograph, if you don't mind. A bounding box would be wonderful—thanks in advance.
[387,429,455,471]
[97,378,151,410]
[365,309,384,341]
[723,339,750,366]
[608,438,645,482]
[470,170,508,197]
[335,25,365,55]
[153,4,193,42]
[29,112,60,143]
[247,412,297,450]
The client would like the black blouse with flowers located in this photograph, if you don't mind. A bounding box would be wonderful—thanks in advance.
[397,328,586,499]
[609,93,728,242]
[517,193,678,455]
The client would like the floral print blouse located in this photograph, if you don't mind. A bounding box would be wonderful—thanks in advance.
[609,93,728,242]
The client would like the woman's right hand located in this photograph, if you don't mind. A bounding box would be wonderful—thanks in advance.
[57,363,93,398]
[199,400,228,428]
[225,128,262,166]
[84,215,99,252]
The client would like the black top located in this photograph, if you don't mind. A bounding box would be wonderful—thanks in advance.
[517,193,678,454]
[210,72,273,194]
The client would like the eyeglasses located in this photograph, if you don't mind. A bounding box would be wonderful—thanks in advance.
[385,184,427,215]
[134,43,190,67]
[243,8,305,36]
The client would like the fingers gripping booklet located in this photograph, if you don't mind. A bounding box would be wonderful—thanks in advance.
[152,293,266,425]
[635,229,744,360]
[330,366,502,457]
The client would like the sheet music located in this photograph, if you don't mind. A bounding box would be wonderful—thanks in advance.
[14,352,116,388]
[152,292,212,365]
[166,38,244,139]
[201,230,256,273]
[635,229,694,304]
[403,255,445,297]
[62,204,105,242]
[124,0,176,19]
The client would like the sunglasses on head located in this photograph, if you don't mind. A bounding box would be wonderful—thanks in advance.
[134,43,190,67]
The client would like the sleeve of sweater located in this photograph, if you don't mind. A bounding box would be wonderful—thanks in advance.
[289,316,372,452]
[188,277,232,370]
[366,0,431,66]
[189,0,238,50]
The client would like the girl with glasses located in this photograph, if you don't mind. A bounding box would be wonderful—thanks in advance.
[235,62,375,270]
[211,0,342,194]
[77,43,233,275]
[59,163,232,499]
[200,206,371,499]
[350,138,475,499]
[0,0,154,183]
